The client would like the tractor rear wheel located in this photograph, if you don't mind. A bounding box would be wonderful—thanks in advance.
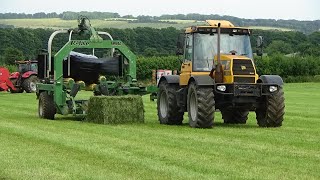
[221,108,249,124]
[23,75,39,93]
[255,87,285,127]
[9,79,23,93]
[39,92,56,120]
[187,83,214,128]
[157,81,184,125]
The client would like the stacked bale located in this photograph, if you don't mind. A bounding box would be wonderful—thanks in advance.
[86,96,144,124]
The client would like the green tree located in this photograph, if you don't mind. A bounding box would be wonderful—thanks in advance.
[144,48,159,56]
[266,40,293,55]
[3,47,24,65]
[308,32,320,45]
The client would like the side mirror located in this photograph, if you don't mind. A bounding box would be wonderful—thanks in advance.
[176,33,185,55]
[256,36,263,48]
[256,36,264,56]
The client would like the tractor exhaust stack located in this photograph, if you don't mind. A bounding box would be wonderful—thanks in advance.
[215,23,223,83]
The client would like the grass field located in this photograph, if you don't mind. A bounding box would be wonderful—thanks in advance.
[0,83,319,179]
[0,18,293,31]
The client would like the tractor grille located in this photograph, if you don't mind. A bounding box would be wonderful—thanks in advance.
[234,77,255,83]
[232,59,255,75]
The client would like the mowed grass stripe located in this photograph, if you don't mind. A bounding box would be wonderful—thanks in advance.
[0,121,219,179]
[0,83,319,179]
[1,116,318,179]
[2,119,317,179]
[0,132,147,179]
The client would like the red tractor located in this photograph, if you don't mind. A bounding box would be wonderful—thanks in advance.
[10,60,39,93]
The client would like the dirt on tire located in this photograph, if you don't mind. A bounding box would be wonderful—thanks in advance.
[187,82,214,128]
[255,88,285,127]
[38,92,56,120]
[157,81,184,125]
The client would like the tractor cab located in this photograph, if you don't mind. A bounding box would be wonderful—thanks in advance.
[17,61,38,74]
[177,20,258,85]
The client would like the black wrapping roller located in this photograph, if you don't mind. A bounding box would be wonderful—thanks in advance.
[63,52,121,84]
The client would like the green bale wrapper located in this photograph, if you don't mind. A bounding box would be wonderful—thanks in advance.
[86,96,144,124]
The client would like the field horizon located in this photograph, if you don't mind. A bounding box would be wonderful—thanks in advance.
[0,18,295,31]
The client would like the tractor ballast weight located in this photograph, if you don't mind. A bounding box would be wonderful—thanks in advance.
[36,17,147,119]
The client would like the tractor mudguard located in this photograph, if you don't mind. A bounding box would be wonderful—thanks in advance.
[158,75,180,86]
[258,75,284,86]
[22,71,37,78]
[9,72,20,79]
[189,75,215,86]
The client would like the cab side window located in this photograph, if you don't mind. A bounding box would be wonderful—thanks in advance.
[184,34,193,61]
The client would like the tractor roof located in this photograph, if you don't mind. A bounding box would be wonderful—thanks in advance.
[185,20,251,34]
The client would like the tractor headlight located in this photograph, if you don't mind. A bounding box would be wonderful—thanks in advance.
[217,85,226,92]
[269,86,278,93]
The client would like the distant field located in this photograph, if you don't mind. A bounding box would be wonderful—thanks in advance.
[0,18,293,31]
[248,26,293,31]
[0,83,319,179]
[159,19,200,23]
[0,18,204,29]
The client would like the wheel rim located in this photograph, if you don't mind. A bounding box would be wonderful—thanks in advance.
[30,81,37,92]
[189,91,197,121]
[38,100,43,117]
[159,91,168,118]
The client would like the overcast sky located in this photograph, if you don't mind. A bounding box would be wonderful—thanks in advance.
[1,0,319,20]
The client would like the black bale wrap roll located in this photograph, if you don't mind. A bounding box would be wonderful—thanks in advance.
[63,52,122,84]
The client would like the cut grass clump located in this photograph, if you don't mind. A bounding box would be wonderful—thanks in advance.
[86,95,144,124]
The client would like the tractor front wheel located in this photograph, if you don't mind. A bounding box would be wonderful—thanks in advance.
[187,83,215,128]
[221,108,249,124]
[255,87,285,127]
[157,81,184,125]
[23,75,39,93]
[39,92,56,120]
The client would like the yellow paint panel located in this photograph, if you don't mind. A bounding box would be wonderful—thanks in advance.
[224,76,233,83]
[181,61,192,72]
[180,61,192,86]
[206,20,234,27]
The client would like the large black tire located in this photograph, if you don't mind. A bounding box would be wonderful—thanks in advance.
[255,88,285,127]
[187,82,214,128]
[221,108,249,124]
[23,75,39,93]
[9,79,23,93]
[157,81,184,125]
[38,92,56,120]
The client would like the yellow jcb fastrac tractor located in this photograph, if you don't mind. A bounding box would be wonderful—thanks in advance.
[157,20,285,128]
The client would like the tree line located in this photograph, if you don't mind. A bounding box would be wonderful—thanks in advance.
[0,26,320,82]
[1,27,319,63]
[0,12,319,34]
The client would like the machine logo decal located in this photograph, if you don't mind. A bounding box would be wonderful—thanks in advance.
[241,65,247,70]
[112,42,122,46]
[71,41,90,46]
